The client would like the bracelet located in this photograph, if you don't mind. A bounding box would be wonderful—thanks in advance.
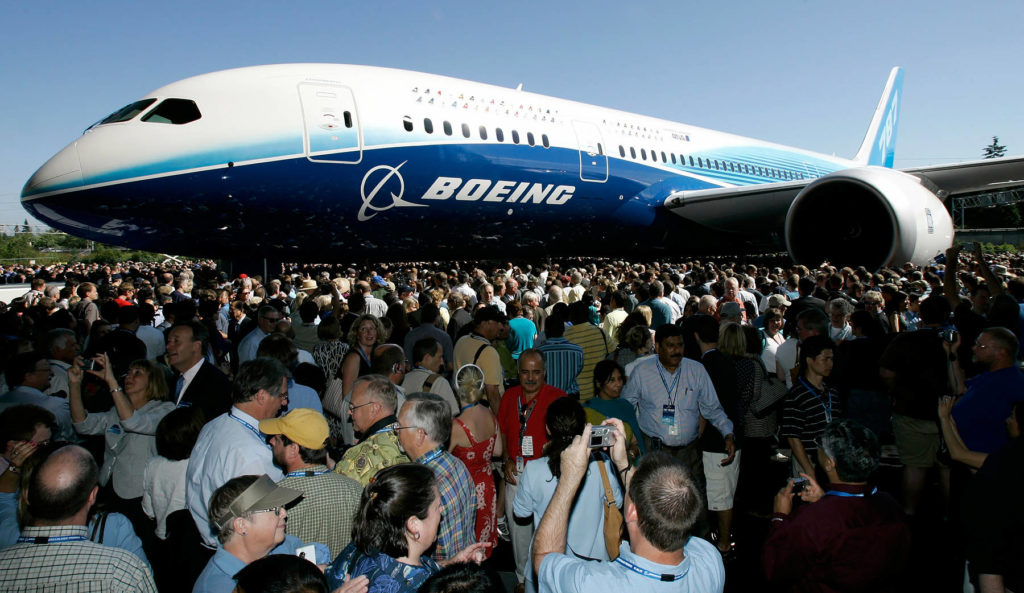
[6,465,18,474]
[110,386,123,393]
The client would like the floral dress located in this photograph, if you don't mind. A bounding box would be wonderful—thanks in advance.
[451,416,498,557]
[326,544,440,593]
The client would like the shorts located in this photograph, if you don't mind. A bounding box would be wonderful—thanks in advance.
[892,413,943,468]
[702,450,742,511]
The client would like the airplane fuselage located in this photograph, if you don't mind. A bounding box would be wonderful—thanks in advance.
[22,64,855,261]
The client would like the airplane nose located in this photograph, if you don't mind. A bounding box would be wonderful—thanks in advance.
[22,142,83,197]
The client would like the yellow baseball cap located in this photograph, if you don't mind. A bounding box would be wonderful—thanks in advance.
[259,408,329,450]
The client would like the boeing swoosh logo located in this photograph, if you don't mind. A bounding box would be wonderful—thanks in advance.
[357,161,426,221]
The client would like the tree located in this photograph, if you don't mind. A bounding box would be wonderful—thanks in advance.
[983,136,1007,159]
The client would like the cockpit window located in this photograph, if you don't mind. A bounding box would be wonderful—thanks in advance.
[141,99,201,125]
[94,99,159,127]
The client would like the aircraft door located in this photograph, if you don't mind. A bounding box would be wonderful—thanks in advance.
[572,121,608,182]
[299,83,362,164]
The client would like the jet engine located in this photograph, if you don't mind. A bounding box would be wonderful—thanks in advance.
[784,166,953,270]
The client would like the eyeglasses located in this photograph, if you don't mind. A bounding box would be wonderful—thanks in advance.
[348,401,374,412]
[391,425,422,435]
[250,507,282,517]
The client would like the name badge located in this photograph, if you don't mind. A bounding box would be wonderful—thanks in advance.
[107,425,122,435]
[521,435,534,458]
[662,404,678,436]
[516,455,524,474]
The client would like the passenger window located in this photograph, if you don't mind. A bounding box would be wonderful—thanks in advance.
[443,121,453,136]
[688,156,694,166]
[424,118,434,134]
[527,132,535,146]
[542,134,550,148]
[661,151,667,162]
[496,128,504,142]
[462,123,470,138]
[670,153,676,164]
[479,126,488,140]
[512,130,520,144]
[141,99,201,125]
[630,147,636,159]
[619,146,626,157]
[402,116,414,132]
[697,157,703,168]
[641,148,647,160]
[343,112,353,128]
[598,143,604,155]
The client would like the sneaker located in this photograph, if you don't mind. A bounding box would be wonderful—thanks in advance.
[497,517,511,541]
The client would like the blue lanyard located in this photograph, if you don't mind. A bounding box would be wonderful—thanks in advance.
[798,378,832,423]
[230,413,270,449]
[826,487,877,498]
[614,555,688,582]
[420,448,444,465]
[18,535,87,544]
[356,347,372,368]
[285,468,331,478]
[656,361,682,403]
[461,403,476,413]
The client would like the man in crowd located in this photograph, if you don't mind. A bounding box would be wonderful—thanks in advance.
[535,315,583,397]
[404,303,454,372]
[763,419,910,591]
[532,421,725,592]
[0,445,157,592]
[403,337,459,414]
[166,321,232,422]
[498,349,566,588]
[262,408,361,559]
[454,306,504,409]
[952,327,1024,454]
[565,301,612,401]
[44,328,78,399]
[236,305,283,365]
[397,392,477,561]
[622,324,735,497]
[333,374,409,485]
[186,358,289,548]
[0,352,74,442]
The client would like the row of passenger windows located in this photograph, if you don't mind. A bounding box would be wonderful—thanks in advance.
[402,116,550,148]
[617,145,805,180]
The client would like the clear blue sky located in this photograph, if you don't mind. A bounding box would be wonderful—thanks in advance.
[2,0,1022,226]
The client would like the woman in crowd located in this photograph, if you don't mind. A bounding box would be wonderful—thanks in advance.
[760,307,785,372]
[449,364,502,558]
[69,353,174,532]
[513,397,622,593]
[584,359,643,457]
[827,298,855,342]
[326,464,488,593]
[339,314,385,398]
[607,323,652,371]
[312,315,348,384]
[386,302,411,347]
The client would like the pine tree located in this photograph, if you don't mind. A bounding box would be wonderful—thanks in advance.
[983,136,1007,159]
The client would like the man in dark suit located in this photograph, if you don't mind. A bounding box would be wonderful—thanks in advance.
[166,320,232,423]
[783,276,827,337]
[227,301,256,374]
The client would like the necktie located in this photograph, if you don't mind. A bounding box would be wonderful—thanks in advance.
[174,375,184,404]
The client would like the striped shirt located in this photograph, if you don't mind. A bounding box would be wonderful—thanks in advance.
[0,525,156,593]
[565,323,612,401]
[419,448,476,562]
[536,338,584,395]
[622,356,734,448]
[781,379,842,453]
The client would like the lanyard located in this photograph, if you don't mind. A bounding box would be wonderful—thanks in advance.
[826,487,877,498]
[420,448,444,465]
[656,361,682,404]
[798,378,832,423]
[518,394,539,439]
[461,403,476,413]
[614,555,688,582]
[286,468,331,478]
[230,413,270,449]
[17,535,87,544]
[356,347,372,368]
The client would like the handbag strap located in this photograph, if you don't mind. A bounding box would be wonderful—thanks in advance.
[597,460,617,507]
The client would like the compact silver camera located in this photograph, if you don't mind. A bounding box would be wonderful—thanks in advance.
[589,425,614,448]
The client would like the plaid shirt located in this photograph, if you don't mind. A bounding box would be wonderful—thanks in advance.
[418,448,476,561]
[0,525,156,593]
[278,464,363,559]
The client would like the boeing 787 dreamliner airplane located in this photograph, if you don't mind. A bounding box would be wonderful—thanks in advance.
[20,64,1024,268]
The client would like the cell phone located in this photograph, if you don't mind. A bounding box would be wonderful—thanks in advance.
[81,359,96,371]
[791,477,809,492]
[589,425,613,448]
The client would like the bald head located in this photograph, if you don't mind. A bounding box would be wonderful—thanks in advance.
[27,445,98,523]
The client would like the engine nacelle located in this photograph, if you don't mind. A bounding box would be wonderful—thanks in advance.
[784,166,953,270]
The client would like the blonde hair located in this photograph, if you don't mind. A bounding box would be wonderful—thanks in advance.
[454,364,485,405]
[718,322,747,358]
[635,305,653,326]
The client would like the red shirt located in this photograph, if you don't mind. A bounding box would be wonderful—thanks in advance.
[497,383,565,462]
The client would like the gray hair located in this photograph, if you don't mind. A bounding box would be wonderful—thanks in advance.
[819,419,880,482]
[45,328,76,356]
[404,392,451,444]
[233,358,287,404]
[354,374,398,413]
[828,298,854,317]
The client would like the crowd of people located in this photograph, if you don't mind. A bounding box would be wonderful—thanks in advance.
[0,245,1021,592]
